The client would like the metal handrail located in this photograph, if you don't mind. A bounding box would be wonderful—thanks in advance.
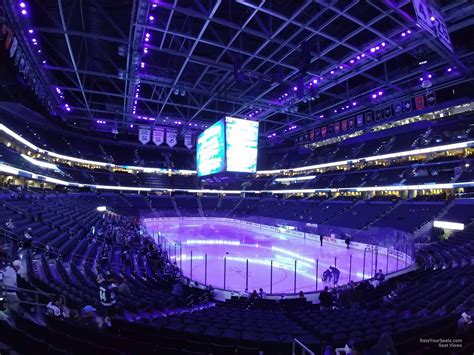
[292,338,315,355]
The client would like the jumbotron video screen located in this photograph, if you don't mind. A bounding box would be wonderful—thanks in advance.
[196,117,259,177]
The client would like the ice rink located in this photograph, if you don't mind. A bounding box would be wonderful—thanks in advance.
[145,218,408,294]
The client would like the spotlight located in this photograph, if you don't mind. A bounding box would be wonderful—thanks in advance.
[20,2,26,8]
[28,29,33,33]
[372,94,377,99]
[330,70,335,74]
[21,9,27,15]
[293,86,298,91]
[447,68,452,72]
[430,16,435,21]
[352,102,357,106]
[149,15,155,21]
[378,91,383,96]
[381,42,386,46]
[370,48,376,53]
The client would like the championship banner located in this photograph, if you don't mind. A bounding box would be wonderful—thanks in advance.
[152,127,165,146]
[321,126,327,138]
[415,95,425,110]
[356,114,363,126]
[9,37,18,58]
[365,111,373,124]
[138,126,151,145]
[327,124,334,135]
[184,132,194,149]
[334,121,340,134]
[314,128,320,138]
[394,102,402,116]
[341,119,347,131]
[375,110,382,121]
[348,117,354,129]
[166,128,177,147]
[426,92,436,107]
[384,106,392,119]
[403,99,412,112]
[309,129,315,141]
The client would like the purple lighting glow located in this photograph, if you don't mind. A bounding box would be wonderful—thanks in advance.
[372,94,377,99]
[330,70,335,74]
[293,86,298,91]
[370,48,376,53]
[352,102,357,106]
[447,68,452,72]
[430,16,435,21]
[21,9,27,15]
[149,15,155,21]
[28,29,33,33]
[19,2,26,8]
[378,91,383,96]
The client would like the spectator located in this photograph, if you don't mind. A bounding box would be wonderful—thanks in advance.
[47,295,68,319]
[320,235,324,247]
[98,273,118,327]
[1,260,22,314]
[374,269,385,282]
[298,291,305,299]
[258,288,266,299]
[79,305,102,329]
[456,312,472,336]
[20,228,33,252]
[319,286,333,310]
[250,290,259,300]
[330,266,340,284]
[345,236,351,249]
[117,279,131,297]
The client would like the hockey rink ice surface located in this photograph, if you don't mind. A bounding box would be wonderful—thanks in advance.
[145,218,407,294]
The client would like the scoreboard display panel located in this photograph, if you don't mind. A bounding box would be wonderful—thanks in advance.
[196,117,259,177]
[225,117,259,173]
[196,119,226,177]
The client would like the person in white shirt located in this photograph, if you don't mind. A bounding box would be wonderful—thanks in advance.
[2,260,21,314]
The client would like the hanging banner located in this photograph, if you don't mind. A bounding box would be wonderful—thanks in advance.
[403,99,412,112]
[356,114,364,126]
[309,129,315,141]
[375,110,382,121]
[314,128,320,139]
[9,37,18,58]
[384,106,392,119]
[365,111,373,124]
[348,117,355,129]
[334,121,340,134]
[166,128,178,147]
[341,119,347,131]
[138,126,151,144]
[394,102,402,116]
[153,127,165,146]
[184,132,194,149]
[415,95,425,110]
[425,92,436,107]
[321,126,327,138]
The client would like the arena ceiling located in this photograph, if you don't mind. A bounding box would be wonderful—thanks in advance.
[3,0,474,139]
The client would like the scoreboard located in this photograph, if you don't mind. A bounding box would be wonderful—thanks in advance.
[196,117,259,177]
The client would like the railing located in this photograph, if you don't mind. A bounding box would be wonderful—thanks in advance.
[292,338,315,355]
